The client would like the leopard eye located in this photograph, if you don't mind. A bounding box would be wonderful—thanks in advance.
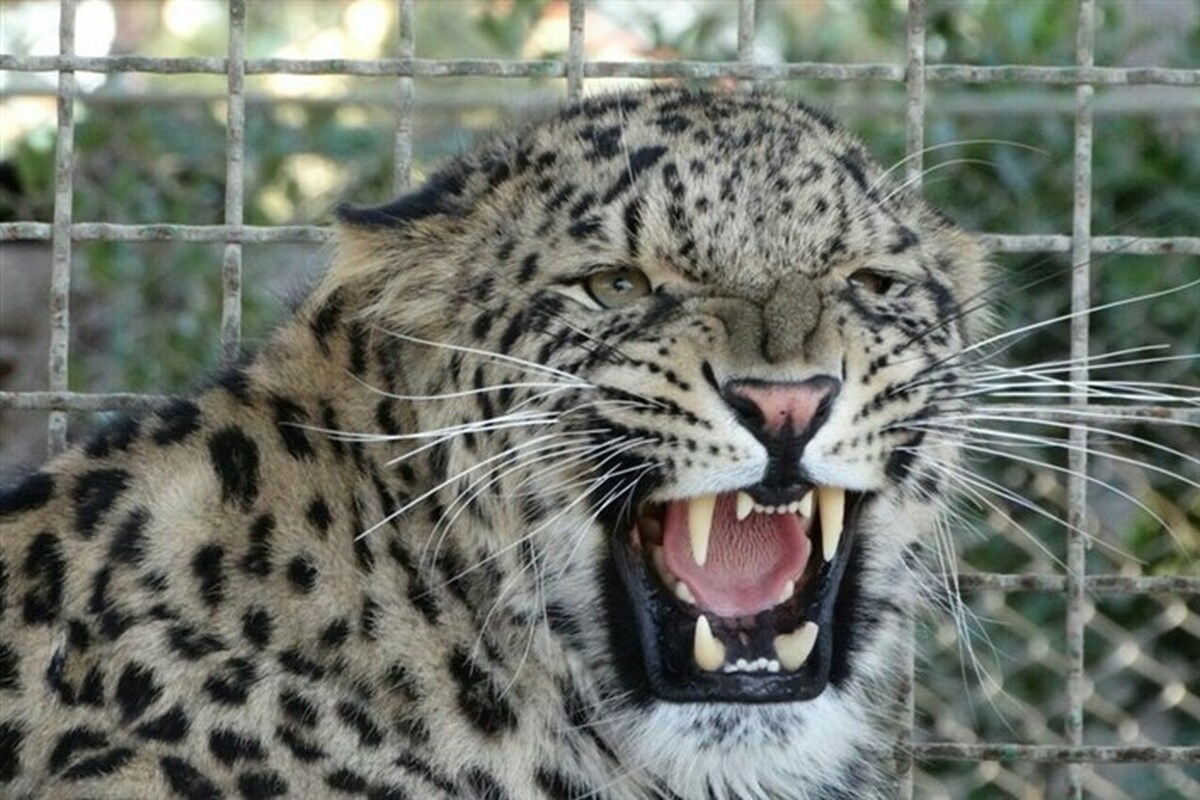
[848,269,897,297]
[584,267,652,308]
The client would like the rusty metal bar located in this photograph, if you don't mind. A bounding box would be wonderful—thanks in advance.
[566,0,585,102]
[394,0,415,192]
[897,2,926,796]
[913,743,1200,764]
[46,0,78,456]
[219,0,246,364]
[736,0,756,91]
[4,54,1199,85]
[5,224,1197,256]
[1065,1,1097,794]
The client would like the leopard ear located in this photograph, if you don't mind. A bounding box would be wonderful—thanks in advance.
[335,164,473,228]
[319,170,484,337]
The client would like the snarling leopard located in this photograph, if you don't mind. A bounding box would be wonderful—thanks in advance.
[1,88,990,799]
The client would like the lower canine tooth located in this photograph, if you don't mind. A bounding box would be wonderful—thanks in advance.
[774,622,819,671]
[778,580,795,604]
[693,614,726,672]
[735,491,753,522]
[818,486,845,562]
[675,582,695,604]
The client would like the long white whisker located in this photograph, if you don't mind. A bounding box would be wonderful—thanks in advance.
[871,138,1046,191]
[904,421,1200,491]
[382,328,592,385]
[876,158,998,207]
[358,432,586,539]
[958,278,1200,363]
[916,435,1180,550]
[420,434,624,566]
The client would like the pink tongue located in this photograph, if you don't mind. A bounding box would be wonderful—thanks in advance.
[661,493,811,618]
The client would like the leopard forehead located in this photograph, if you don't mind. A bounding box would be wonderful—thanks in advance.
[344,88,956,302]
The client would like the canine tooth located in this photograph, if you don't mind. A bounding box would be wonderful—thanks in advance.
[818,486,845,562]
[736,491,754,522]
[798,491,813,517]
[774,622,819,671]
[778,579,795,604]
[693,615,725,672]
[688,494,717,566]
[675,581,695,604]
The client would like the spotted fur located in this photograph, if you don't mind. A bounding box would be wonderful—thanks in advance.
[1,89,989,799]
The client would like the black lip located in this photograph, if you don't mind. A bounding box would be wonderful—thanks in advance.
[608,490,868,703]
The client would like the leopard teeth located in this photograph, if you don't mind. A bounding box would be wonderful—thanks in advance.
[798,491,813,518]
[778,579,795,604]
[818,486,845,562]
[675,581,696,604]
[735,491,754,522]
[688,494,717,566]
[693,614,725,672]
[774,621,819,671]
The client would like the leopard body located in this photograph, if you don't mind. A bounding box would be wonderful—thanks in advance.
[0,89,988,799]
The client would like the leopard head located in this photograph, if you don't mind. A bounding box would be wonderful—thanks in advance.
[332,87,988,794]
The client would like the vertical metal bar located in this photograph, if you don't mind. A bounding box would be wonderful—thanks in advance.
[394,0,415,192]
[737,0,756,91]
[566,0,586,103]
[897,2,925,797]
[221,0,246,363]
[1066,0,1095,796]
[47,0,77,456]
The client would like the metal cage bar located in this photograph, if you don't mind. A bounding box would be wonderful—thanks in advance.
[394,0,416,192]
[896,1,926,795]
[1065,1,1097,795]
[220,0,247,363]
[46,0,77,456]
[3,53,1198,86]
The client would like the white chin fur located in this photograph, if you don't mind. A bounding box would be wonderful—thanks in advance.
[610,695,886,800]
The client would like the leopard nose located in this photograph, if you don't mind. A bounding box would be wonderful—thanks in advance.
[722,376,840,442]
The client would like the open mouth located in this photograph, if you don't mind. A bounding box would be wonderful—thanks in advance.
[611,484,867,703]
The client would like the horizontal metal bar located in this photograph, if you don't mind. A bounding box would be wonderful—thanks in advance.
[2,54,1198,86]
[979,235,1200,255]
[0,223,334,243]
[950,574,1200,594]
[911,743,1200,764]
[5,86,1198,117]
[3,224,1197,256]
[0,392,173,412]
[978,404,1200,424]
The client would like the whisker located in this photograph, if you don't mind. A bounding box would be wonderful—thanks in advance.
[903,420,1200,490]
[914,434,1181,551]
[381,328,592,385]
[871,138,1046,191]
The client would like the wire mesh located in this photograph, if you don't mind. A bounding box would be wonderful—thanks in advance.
[1,1,1196,796]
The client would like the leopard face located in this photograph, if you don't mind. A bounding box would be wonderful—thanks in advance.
[336,87,988,792]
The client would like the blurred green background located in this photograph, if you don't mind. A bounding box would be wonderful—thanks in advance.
[1,1,1197,797]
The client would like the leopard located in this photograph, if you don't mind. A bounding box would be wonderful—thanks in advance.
[0,88,992,799]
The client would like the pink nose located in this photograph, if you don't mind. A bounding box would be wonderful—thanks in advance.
[723,377,839,439]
